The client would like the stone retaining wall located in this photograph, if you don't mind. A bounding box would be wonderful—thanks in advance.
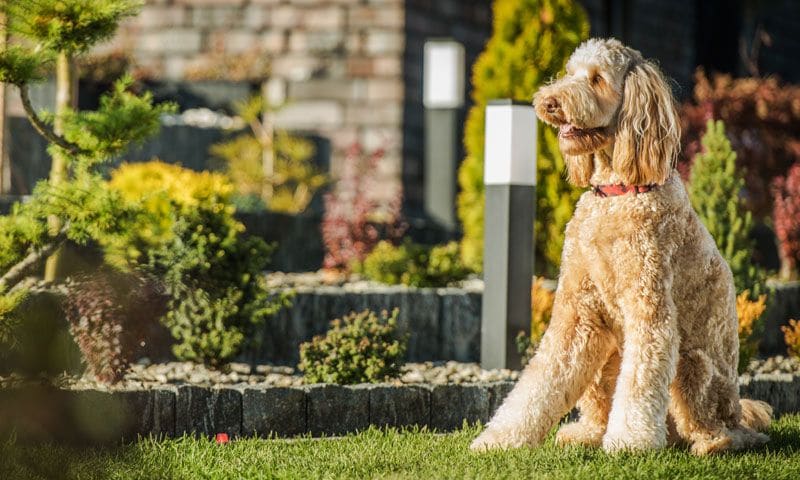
[243,286,482,365]
[247,282,800,365]
[2,375,799,445]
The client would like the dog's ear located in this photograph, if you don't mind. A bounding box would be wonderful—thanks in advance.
[612,61,680,185]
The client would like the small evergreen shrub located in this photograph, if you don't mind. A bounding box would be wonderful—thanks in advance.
[688,120,765,296]
[515,277,555,366]
[107,161,290,366]
[298,309,407,385]
[782,319,800,359]
[772,163,800,280]
[321,143,405,271]
[355,241,470,288]
[457,0,589,274]
[736,290,767,373]
[63,268,168,383]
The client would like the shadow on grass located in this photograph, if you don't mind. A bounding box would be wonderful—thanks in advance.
[761,415,800,455]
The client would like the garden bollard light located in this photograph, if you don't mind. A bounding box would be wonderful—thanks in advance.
[480,100,536,370]
[423,39,465,233]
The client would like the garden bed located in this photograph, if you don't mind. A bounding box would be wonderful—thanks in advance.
[2,370,799,445]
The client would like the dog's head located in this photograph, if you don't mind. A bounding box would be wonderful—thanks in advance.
[533,38,680,187]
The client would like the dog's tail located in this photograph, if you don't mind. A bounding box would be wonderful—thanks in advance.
[740,398,772,432]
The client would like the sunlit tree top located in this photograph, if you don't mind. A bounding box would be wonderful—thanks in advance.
[6,0,141,54]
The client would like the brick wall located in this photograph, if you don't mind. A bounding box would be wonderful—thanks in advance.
[97,0,409,205]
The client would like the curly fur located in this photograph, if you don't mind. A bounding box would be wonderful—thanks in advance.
[472,38,771,455]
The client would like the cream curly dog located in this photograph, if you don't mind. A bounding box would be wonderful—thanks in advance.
[471,38,772,456]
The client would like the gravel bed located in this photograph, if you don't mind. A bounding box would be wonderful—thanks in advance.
[745,355,800,375]
[262,271,485,291]
[0,360,519,390]
[4,355,795,391]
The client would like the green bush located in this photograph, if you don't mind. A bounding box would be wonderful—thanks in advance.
[298,309,407,385]
[457,0,589,275]
[106,161,290,366]
[688,120,765,297]
[355,241,470,288]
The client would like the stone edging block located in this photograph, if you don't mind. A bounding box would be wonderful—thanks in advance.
[369,384,431,429]
[176,385,242,437]
[243,386,306,437]
[305,384,370,436]
[431,384,490,431]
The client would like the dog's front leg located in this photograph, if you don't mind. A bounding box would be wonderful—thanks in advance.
[603,279,679,453]
[471,296,614,451]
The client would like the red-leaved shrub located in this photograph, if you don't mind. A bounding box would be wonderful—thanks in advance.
[680,69,800,216]
[773,163,800,280]
[321,143,405,271]
[63,268,169,383]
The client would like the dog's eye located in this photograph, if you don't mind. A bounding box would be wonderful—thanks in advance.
[591,74,603,85]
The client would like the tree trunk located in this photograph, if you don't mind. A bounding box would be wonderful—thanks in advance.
[0,9,8,194]
[260,81,274,204]
[44,51,77,281]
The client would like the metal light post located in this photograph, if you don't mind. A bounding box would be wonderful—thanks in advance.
[423,39,465,232]
[480,100,537,370]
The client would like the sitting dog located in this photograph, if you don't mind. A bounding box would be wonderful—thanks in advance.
[471,38,772,456]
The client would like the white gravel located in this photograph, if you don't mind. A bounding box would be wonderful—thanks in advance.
[0,360,519,390]
[5,355,795,391]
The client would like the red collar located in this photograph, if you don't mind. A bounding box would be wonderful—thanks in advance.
[591,184,656,197]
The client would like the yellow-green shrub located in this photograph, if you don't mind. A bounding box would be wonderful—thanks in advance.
[457,0,589,275]
[782,319,800,359]
[516,277,555,365]
[355,240,470,287]
[210,96,327,214]
[736,290,767,372]
[106,160,236,261]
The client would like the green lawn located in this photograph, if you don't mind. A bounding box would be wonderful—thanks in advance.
[4,416,800,480]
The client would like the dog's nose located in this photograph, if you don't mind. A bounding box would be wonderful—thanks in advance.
[543,97,560,114]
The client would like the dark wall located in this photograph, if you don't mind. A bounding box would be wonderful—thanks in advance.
[579,0,800,98]
[580,0,698,95]
[746,0,800,81]
[401,0,493,214]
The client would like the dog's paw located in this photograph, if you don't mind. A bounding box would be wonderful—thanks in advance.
[469,428,524,452]
[556,421,605,447]
[602,430,666,453]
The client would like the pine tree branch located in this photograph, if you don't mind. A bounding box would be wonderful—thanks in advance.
[18,83,88,156]
[0,228,68,291]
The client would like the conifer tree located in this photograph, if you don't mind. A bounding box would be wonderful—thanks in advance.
[0,1,170,341]
[688,120,764,296]
[4,0,142,279]
[456,0,589,274]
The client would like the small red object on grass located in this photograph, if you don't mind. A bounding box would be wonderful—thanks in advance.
[215,433,230,444]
